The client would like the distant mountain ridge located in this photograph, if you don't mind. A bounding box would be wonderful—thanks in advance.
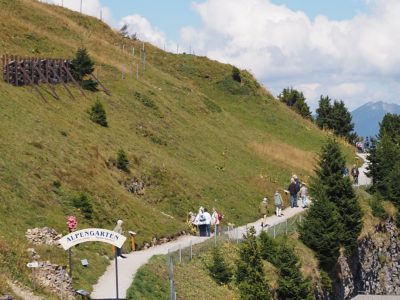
[351,101,400,138]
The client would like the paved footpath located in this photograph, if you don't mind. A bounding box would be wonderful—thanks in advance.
[357,153,372,186]
[91,154,371,299]
[91,204,305,299]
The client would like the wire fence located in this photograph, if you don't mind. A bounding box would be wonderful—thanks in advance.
[167,213,304,299]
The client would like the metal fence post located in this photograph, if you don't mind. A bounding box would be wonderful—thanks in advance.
[179,245,182,263]
[190,241,192,261]
[285,219,288,235]
[273,225,276,238]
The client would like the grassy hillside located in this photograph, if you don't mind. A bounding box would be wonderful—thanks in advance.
[0,0,355,296]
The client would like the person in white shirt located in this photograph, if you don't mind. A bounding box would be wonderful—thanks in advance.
[300,183,308,208]
[194,207,207,236]
[203,208,212,237]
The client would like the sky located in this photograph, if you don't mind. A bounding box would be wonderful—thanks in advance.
[43,0,400,111]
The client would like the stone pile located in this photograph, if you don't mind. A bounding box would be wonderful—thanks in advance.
[35,262,74,299]
[122,178,145,195]
[25,227,62,246]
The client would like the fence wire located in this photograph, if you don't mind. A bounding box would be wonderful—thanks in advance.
[167,213,304,299]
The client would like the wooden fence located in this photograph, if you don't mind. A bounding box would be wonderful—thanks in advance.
[1,54,110,100]
[2,54,73,86]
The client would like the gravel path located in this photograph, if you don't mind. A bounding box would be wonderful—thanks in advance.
[91,203,306,299]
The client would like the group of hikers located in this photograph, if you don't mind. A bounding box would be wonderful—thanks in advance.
[187,207,223,237]
[187,174,311,236]
[356,136,370,153]
[259,174,309,228]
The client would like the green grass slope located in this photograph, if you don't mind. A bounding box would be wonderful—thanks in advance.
[0,0,355,295]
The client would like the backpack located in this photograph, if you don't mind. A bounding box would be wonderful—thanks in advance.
[217,212,223,221]
[199,213,206,222]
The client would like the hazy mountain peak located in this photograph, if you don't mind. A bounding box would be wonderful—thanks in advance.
[351,101,400,137]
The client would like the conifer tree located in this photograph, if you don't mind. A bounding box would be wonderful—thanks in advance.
[236,227,271,300]
[276,240,313,300]
[89,100,108,127]
[315,95,333,130]
[388,161,400,205]
[367,135,400,198]
[313,138,362,253]
[259,230,278,265]
[278,87,313,120]
[299,191,342,271]
[315,97,356,142]
[71,48,98,91]
[116,149,129,172]
[208,247,232,285]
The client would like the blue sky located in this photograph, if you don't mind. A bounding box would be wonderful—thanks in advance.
[51,0,400,111]
[100,0,369,41]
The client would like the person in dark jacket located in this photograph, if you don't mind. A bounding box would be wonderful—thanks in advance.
[288,178,298,208]
[351,165,359,185]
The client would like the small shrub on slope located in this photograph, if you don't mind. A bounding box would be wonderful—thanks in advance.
[116,149,129,172]
[89,100,108,127]
[72,193,93,220]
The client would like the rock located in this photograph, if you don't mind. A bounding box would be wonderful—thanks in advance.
[25,227,61,246]
[336,218,400,299]
[0,295,13,300]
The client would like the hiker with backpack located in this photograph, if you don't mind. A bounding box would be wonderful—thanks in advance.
[194,207,207,237]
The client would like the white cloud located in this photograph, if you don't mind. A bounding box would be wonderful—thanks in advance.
[119,15,166,48]
[180,0,400,110]
[43,0,113,24]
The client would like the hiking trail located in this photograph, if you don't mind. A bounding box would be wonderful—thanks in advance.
[91,154,371,299]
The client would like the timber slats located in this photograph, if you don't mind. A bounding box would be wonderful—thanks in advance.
[1,54,111,99]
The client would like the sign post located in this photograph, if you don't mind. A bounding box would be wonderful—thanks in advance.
[27,261,39,291]
[115,251,119,300]
[59,228,126,300]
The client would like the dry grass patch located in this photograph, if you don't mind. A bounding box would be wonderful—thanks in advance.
[250,140,316,174]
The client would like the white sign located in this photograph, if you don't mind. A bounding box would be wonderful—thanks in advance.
[27,262,39,268]
[58,228,127,250]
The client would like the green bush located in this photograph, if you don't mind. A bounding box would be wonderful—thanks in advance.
[370,197,387,220]
[232,66,241,82]
[89,100,108,127]
[116,149,129,172]
[72,193,93,220]
[208,247,232,285]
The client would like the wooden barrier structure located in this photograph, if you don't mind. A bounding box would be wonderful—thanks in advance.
[1,54,110,100]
